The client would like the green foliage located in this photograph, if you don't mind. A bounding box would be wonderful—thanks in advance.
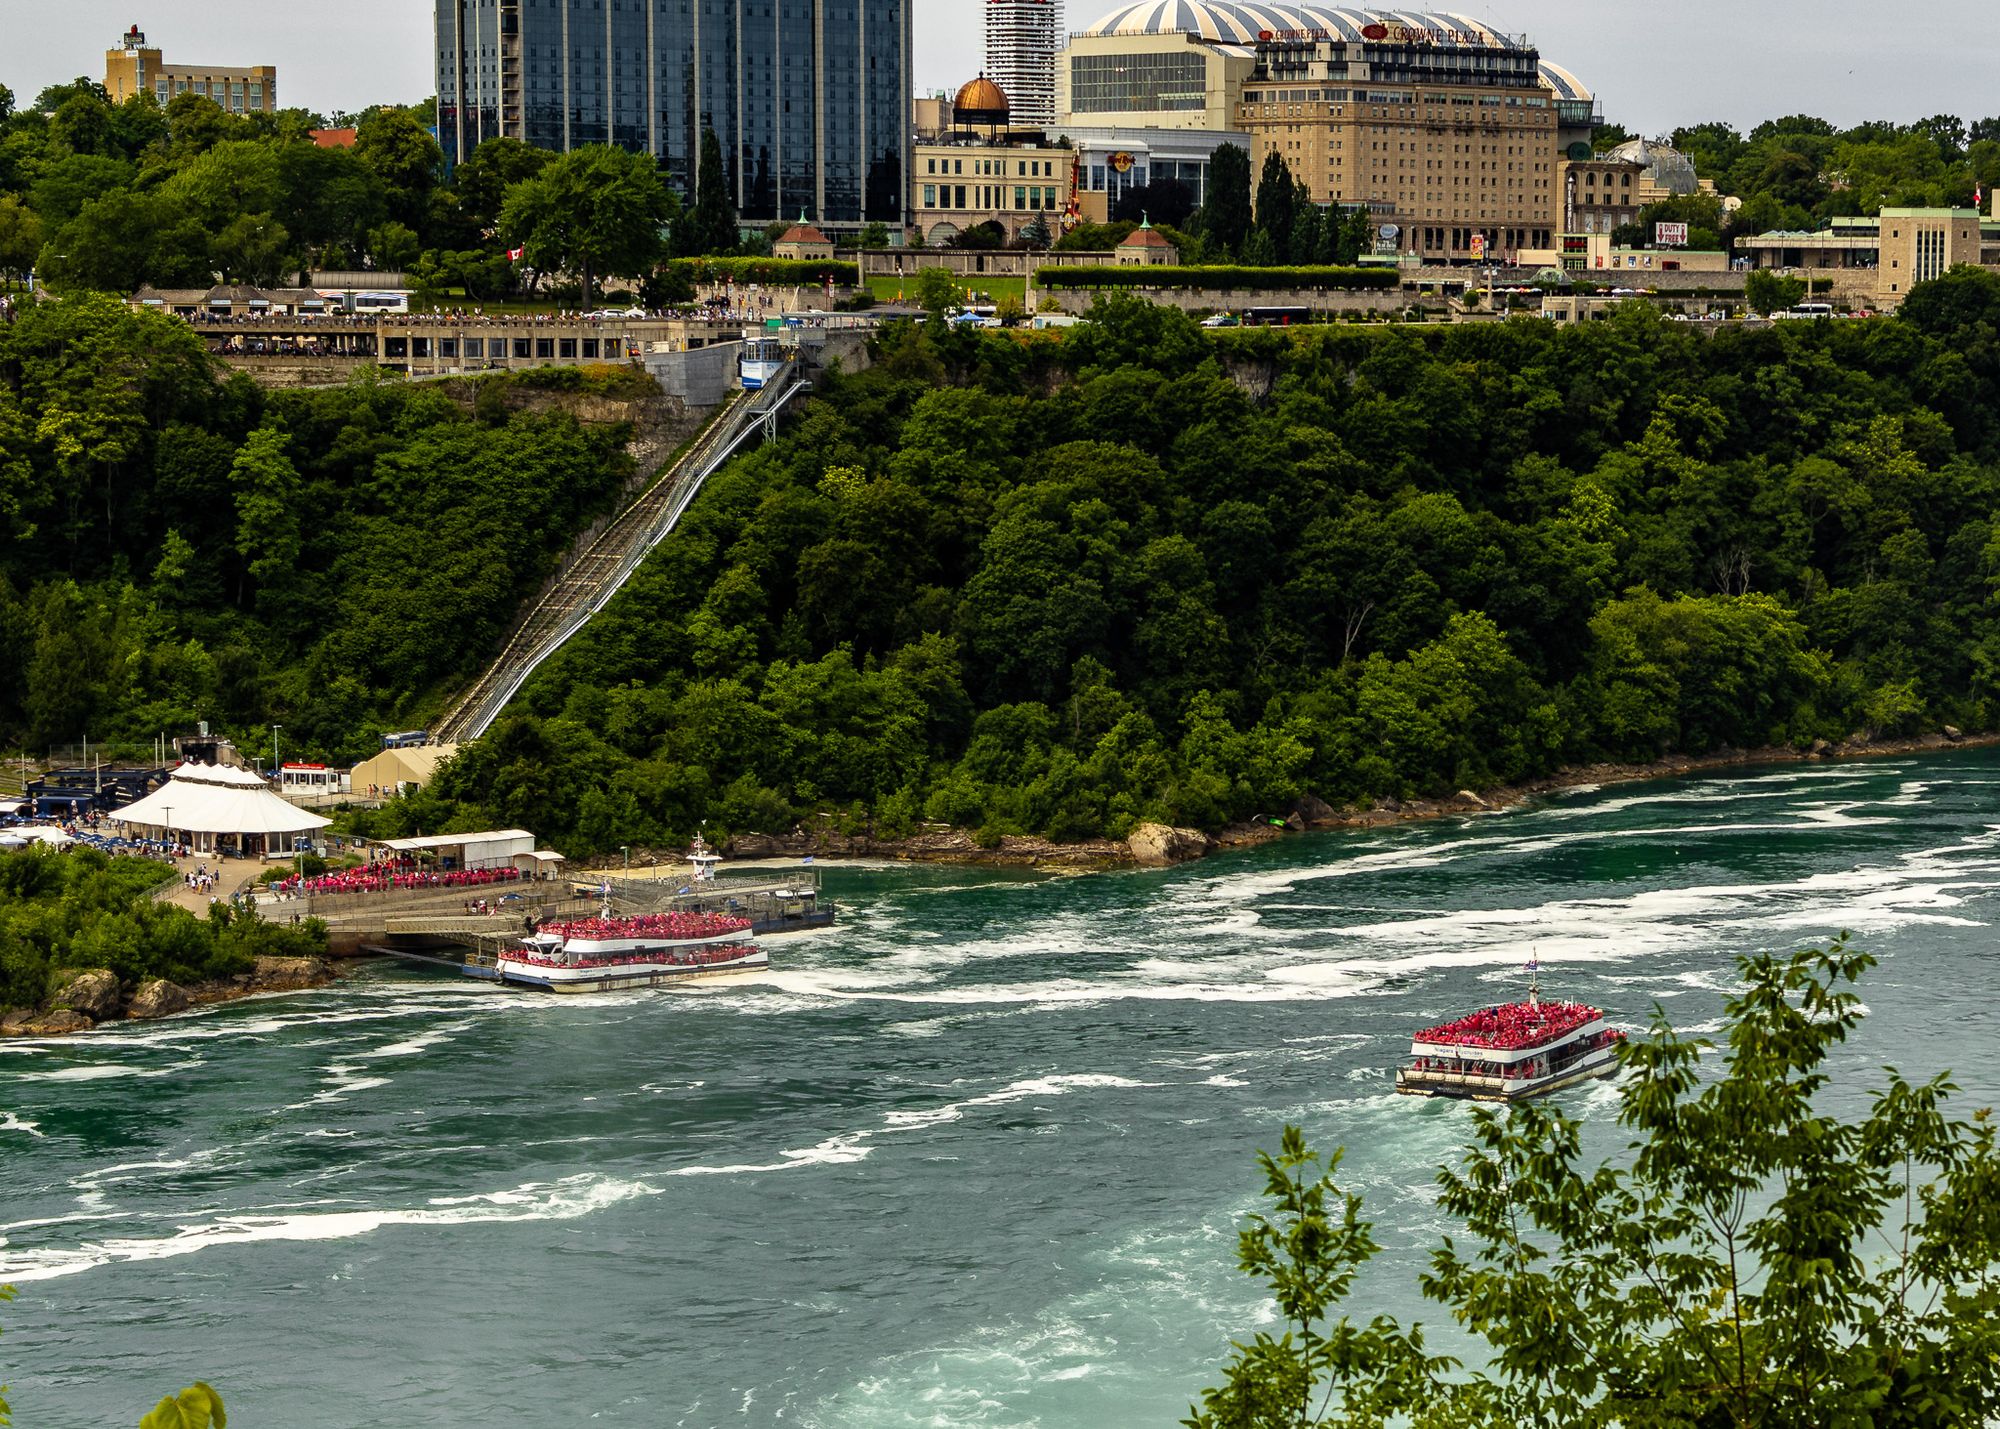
[138,1381,226,1429]
[1035,265,1397,291]
[1745,269,1807,315]
[669,256,859,287]
[1196,939,2000,1426]
[386,291,2000,853]
[0,848,325,1012]
[1,1282,10,1426]
[498,144,673,307]
[679,126,739,257]
[0,293,632,763]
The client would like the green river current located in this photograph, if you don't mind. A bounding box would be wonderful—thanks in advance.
[4,749,1999,1426]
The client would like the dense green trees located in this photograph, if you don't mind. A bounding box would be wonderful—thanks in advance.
[1188,940,2000,1427]
[365,282,2000,855]
[0,848,324,1012]
[0,296,634,761]
[499,144,674,306]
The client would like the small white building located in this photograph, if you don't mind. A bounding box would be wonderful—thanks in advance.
[371,830,564,875]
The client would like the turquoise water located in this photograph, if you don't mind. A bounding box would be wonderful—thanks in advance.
[5,751,1998,1427]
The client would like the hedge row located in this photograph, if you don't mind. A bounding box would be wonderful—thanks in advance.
[669,257,860,285]
[1035,264,1399,291]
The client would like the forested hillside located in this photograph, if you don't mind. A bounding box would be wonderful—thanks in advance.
[0,295,638,760]
[380,272,2000,854]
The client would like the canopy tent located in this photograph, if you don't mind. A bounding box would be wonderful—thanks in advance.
[0,826,72,848]
[350,743,457,796]
[113,762,329,856]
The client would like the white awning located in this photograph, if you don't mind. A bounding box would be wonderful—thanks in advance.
[113,763,330,837]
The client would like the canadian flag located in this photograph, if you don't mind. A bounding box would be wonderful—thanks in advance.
[507,246,525,261]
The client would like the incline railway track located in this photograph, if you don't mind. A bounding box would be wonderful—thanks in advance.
[434,362,805,742]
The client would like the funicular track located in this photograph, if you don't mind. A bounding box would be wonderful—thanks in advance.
[434,363,805,742]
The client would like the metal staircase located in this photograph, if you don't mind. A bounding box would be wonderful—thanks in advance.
[434,361,805,742]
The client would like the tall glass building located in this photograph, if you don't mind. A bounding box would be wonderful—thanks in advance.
[435,0,910,227]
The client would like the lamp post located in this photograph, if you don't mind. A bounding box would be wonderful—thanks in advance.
[163,805,174,856]
[271,725,283,781]
[621,845,630,880]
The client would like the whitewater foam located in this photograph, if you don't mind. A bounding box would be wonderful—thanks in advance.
[0,1172,661,1283]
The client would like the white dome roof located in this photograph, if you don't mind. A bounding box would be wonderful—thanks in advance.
[1606,138,1699,195]
[1077,2,1527,49]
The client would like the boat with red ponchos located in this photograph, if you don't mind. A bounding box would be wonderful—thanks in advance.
[1395,964,1624,1102]
[495,908,766,992]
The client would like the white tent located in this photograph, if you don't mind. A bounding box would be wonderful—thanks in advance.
[113,762,330,854]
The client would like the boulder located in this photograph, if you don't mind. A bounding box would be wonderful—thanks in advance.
[1809,738,1831,755]
[128,979,192,1020]
[1294,794,1337,827]
[1943,725,1963,741]
[53,968,123,1020]
[1126,823,1210,866]
[1,1009,42,1037]
[19,1008,94,1036]
[251,956,333,991]
[1453,789,1488,809]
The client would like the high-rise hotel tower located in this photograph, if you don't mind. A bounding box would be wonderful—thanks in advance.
[435,0,911,227]
[983,0,1058,128]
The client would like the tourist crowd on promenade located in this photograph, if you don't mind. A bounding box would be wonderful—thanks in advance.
[271,860,524,899]
[1414,1000,1599,1051]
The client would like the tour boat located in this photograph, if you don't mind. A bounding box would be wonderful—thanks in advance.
[495,908,766,992]
[1395,965,1624,1102]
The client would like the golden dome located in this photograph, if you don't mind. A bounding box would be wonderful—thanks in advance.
[953,75,1010,120]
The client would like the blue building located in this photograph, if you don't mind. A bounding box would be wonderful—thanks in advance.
[435,0,909,228]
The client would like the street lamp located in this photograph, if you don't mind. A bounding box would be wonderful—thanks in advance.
[163,805,174,855]
[620,845,630,880]
[271,725,283,780]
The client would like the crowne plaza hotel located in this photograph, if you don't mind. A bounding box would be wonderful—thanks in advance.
[434,0,911,227]
[1069,4,1600,265]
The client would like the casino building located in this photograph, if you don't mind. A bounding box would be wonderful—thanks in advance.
[1061,3,1602,262]
[433,0,910,228]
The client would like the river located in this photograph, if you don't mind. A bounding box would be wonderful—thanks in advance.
[4,749,1997,1427]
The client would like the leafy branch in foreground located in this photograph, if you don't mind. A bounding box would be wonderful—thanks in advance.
[1184,1129,1451,1429]
[138,1382,225,1429]
[1192,937,2000,1427]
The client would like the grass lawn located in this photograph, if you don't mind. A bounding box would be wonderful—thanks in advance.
[866,274,1026,305]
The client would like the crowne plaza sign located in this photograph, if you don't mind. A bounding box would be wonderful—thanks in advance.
[1360,20,1499,45]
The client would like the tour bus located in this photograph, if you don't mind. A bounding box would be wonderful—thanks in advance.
[1241,306,1314,327]
[332,291,411,316]
[1774,302,1836,321]
[279,763,350,797]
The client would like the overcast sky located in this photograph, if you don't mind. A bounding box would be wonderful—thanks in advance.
[8,0,1997,138]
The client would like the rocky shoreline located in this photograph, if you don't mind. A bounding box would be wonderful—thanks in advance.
[712,728,1996,872]
[0,956,335,1039]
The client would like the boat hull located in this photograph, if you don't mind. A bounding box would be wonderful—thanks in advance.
[1395,1045,1621,1102]
[495,947,768,993]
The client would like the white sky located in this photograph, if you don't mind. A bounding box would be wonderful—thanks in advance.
[5,0,1997,138]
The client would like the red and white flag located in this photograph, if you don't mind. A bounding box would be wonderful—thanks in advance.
[507,246,525,261]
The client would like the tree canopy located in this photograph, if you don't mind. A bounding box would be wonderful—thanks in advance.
[1187,938,2000,1428]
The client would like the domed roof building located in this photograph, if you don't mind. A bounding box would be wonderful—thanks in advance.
[954,75,1011,129]
[1076,3,1522,48]
[1604,138,1700,196]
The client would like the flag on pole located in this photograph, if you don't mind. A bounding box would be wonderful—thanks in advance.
[507,246,525,261]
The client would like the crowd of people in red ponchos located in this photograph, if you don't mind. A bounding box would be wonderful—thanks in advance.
[273,860,524,898]
[506,943,759,970]
[1415,1000,1601,1051]
[539,911,752,943]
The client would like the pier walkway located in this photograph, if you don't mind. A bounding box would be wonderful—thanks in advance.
[433,360,806,742]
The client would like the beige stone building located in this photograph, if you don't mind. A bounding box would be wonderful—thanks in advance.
[1739,202,2000,307]
[1060,4,1602,263]
[1057,25,1254,133]
[105,24,276,114]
